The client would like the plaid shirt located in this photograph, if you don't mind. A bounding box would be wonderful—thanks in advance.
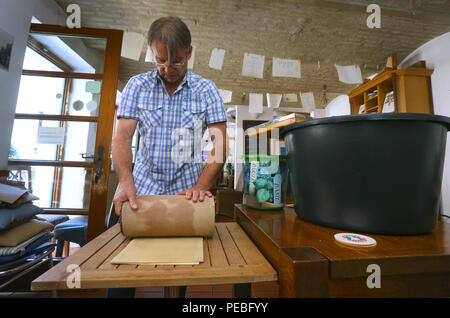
[117,69,227,195]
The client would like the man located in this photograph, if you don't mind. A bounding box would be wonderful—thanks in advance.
[108,16,227,298]
[113,16,227,215]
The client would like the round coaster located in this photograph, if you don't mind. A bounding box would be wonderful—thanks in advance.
[334,233,377,247]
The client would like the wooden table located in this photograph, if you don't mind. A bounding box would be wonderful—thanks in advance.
[31,223,277,295]
[235,204,450,297]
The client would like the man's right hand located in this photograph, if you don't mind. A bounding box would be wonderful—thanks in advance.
[112,180,138,216]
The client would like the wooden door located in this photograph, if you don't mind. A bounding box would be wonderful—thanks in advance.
[8,24,123,242]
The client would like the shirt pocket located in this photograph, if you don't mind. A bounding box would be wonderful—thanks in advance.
[137,99,163,128]
[181,101,206,129]
[137,96,163,159]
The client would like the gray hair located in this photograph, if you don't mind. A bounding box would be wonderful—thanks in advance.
[148,16,191,62]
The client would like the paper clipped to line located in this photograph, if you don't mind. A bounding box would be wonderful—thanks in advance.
[300,92,316,109]
[219,89,232,103]
[242,53,265,79]
[209,48,226,70]
[272,57,301,78]
[335,64,363,84]
[283,93,298,102]
[121,31,145,61]
[267,93,282,108]
[249,93,263,113]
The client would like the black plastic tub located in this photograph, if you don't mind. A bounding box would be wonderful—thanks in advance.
[280,113,450,235]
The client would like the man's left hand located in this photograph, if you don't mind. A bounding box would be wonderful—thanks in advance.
[176,184,212,202]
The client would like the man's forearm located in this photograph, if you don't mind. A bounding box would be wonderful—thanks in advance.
[112,135,134,184]
[196,162,224,189]
[196,122,227,189]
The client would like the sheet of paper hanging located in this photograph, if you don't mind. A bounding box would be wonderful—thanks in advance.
[120,195,215,237]
[110,237,204,265]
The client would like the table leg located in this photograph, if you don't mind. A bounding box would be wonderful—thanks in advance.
[279,247,329,297]
[164,286,187,298]
[233,283,252,298]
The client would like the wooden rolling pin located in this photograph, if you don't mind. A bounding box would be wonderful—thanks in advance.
[120,195,215,237]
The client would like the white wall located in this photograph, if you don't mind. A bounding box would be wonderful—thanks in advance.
[0,0,68,169]
[0,0,38,169]
[399,32,450,218]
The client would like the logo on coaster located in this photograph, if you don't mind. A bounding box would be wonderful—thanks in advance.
[343,234,367,242]
[334,233,376,247]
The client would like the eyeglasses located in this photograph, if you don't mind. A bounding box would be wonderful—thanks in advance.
[154,61,185,68]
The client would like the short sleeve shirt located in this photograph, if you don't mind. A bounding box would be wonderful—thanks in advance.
[117,69,227,195]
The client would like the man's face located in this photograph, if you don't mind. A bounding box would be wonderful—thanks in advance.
[152,41,191,85]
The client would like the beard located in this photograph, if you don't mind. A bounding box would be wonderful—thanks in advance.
[159,69,185,84]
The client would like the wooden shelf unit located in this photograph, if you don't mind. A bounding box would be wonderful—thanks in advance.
[348,67,434,114]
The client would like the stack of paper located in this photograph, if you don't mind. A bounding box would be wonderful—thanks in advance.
[111,237,204,265]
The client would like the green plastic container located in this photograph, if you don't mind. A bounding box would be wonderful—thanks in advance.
[243,155,288,210]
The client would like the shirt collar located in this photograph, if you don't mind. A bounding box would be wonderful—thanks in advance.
[152,69,191,90]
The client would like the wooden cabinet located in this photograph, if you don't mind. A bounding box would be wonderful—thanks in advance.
[348,67,434,114]
[235,205,450,297]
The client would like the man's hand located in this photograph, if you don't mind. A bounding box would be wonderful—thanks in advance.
[176,184,212,203]
[112,179,138,216]
[175,122,225,203]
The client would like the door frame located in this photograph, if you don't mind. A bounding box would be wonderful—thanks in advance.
[9,23,123,242]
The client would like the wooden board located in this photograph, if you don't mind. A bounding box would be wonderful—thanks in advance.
[110,237,204,265]
[31,223,277,290]
[246,113,309,137]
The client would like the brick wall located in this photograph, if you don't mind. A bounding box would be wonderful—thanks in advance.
[55,0,450,108]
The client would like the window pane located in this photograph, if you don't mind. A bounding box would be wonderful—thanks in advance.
[15,75,65,114]
[22,46,63,72]
[67,78,102,117]
[9,119,97,163]
[8,165,92,209]
[29,33,106,74]
[63,121,98,161]
[59,167,92,209]
[15,75,102,117]
[10,120,58,161]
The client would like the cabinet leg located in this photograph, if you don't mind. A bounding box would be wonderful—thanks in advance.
[233,283,252,298]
